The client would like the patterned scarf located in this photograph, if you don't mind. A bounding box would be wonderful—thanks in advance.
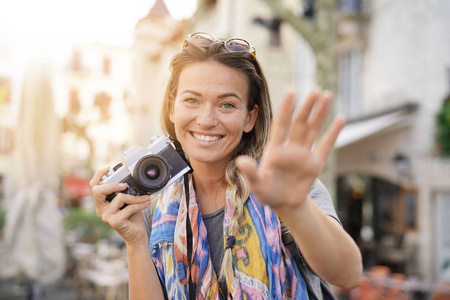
[149,176,308,299]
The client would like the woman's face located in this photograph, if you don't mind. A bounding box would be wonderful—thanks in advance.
[170,61,258,168]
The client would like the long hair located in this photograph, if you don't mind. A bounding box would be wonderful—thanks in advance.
[160,40,272,285]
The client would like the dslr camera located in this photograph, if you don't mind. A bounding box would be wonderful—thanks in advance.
[101,135,191,202]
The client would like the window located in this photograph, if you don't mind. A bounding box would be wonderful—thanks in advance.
[94,92,112,121]
[339,0,361,13]
[0,127,13,154]
[69,89,81,115]
[400,188,417,230]
[253,17,282,48]
[0,77,10,105]
[103,56,111,76]
[71,50,82,71]
[435,192,450,281]
[338,48,362,117]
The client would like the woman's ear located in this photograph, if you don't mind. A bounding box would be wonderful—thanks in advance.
[244,104,259,133]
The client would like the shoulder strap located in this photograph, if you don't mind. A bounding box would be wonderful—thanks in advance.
[280,222,337,300]
[169,136,194,174]
[184,174,196,300]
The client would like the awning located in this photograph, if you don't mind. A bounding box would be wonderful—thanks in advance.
[335,103,418,149]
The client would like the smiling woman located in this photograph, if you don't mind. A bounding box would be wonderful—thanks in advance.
[90,32,362,299]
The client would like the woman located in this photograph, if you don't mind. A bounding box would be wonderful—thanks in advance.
[90,32,362,299]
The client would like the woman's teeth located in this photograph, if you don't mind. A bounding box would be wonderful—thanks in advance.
[192,133,222,141]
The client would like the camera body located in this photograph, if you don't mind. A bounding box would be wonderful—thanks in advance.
[101,135,191,202]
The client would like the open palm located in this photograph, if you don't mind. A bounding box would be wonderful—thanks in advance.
[236,90,345,210]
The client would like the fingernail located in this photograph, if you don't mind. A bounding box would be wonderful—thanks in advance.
[118,183,128,188]
[141,195,150,201]
[145,201,151,206]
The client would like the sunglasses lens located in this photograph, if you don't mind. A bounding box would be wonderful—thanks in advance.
[184,33,256,59]
[189,33,214,47]
[225,39,251,52]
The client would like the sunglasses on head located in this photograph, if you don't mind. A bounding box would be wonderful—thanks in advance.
[183,32,256,59]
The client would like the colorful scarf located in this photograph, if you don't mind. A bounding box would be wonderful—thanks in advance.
[149,176,308,299]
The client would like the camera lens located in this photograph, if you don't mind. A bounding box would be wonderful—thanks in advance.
[146,166,160,179]
[134,155,170,192]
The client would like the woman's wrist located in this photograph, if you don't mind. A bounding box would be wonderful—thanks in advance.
[273,195,312,224]
[126,233,150,251]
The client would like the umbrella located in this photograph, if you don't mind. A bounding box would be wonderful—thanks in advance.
[0,53,66,287]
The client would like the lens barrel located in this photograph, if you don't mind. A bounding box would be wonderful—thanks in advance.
[133,155,170,192]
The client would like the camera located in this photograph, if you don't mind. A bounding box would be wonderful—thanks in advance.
[101,135,191,202]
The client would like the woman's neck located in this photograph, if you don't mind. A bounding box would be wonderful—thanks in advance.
[190,161,228,215]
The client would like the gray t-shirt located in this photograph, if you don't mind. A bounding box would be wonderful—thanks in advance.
[202,207,227,295]
[143,178,339,296]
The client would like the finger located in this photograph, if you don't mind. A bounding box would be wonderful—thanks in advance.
[235,155,260,189]
[108,194,150,212]
[314,115,346,159]
[92,183,129,218]
[302,92,333,148]
[90,166,110,187]
[289,89,320,143]
[92,182,128,201]
[116,201,151,220]
[268,91,296,146]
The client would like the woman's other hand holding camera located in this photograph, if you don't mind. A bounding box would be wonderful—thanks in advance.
[91,167,163,299]
[90,167,151,247]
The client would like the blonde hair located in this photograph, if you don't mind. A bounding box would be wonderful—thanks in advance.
[160,40,272,285]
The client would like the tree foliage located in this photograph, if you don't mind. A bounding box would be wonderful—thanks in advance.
[435,95,450,157]
[257,0,338,90]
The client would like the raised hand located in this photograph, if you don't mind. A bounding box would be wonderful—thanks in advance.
[236,89,345,211]
[90,167,151,246]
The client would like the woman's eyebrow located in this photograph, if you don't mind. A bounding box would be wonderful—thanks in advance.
[180,89,202,96]
[180,90,243,102]
[218,93,243,102]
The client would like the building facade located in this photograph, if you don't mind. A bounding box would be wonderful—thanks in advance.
[334,0,450,282]
[193,0,450,282]
[131,0,189,146]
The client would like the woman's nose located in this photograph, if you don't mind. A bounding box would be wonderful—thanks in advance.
[196,105,218,128]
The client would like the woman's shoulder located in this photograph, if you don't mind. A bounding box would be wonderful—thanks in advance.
[308,179,340,223]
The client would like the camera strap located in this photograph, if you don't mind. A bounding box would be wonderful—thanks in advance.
[184,173,196,300]
[170,136,194,174]
[170,136,196,298]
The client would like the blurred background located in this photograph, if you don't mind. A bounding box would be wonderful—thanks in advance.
[1,0,450,299]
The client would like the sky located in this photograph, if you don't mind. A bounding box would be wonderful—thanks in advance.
[0,0,197,121]
[1,0,197,49]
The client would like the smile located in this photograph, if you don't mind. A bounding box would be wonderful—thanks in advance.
[191,132,223,142]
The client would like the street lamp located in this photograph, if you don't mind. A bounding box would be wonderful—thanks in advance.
[393,153,411,178]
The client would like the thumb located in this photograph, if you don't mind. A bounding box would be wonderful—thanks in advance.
[235,156,259,187]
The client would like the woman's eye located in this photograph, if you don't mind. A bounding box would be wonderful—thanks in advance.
[185,98,198,105]
[221,102,236,109]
